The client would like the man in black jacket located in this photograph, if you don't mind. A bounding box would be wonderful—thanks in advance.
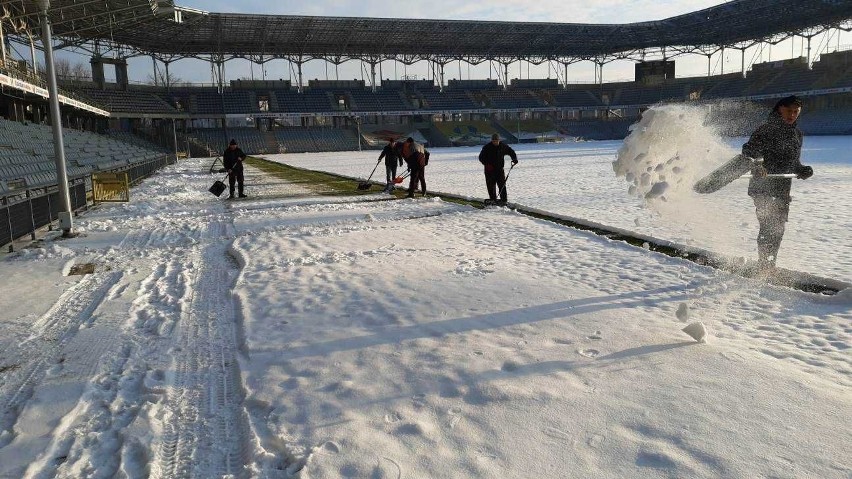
[378,138,402,192]
[405,142,429,198]
[223,139,247,199]
[743,95,813,268]
[478,133,517,204]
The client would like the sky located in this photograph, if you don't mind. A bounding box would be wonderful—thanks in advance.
[17,1,852,86]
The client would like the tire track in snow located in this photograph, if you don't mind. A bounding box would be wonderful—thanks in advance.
[0,269,121,449]
[150,220,255,479]
[22,251,194,479]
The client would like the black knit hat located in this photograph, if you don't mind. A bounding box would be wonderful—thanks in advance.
[229,139,237,145]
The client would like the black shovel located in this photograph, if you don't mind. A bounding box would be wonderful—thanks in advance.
[357,160,382,190]
[209,173,229,197]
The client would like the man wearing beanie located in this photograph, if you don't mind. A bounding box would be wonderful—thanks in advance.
[742,95,813,269]
[223,139,248,199]
[478,133,517,205]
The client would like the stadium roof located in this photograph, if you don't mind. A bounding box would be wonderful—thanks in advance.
[6,0,852,61]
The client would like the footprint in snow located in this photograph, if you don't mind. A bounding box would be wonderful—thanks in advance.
[588,331,603,340]
[578,349,600,358]
[384,412,403,424]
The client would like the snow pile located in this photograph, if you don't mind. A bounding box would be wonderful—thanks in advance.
[613,104,738,203]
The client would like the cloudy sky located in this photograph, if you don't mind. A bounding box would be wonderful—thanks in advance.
[41,1,851,86]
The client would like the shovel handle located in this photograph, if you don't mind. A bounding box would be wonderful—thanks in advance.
[740,173,799,179]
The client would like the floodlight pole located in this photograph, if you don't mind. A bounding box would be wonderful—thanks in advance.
[356,117,362,151]
[0,22,7,65]
[38,0,74,236]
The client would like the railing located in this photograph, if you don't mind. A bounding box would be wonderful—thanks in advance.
[1,178,88,251]
[1,154,176,250]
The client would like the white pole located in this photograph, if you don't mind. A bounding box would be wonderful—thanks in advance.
[172,118,178,158]
[38,1,74,236]
[356,117,362,152]
[0,22,7,65]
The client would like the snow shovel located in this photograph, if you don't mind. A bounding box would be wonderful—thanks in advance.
[495,162,516,202]
[357,160,382,190]
[208,173,229,197]
[393,169,411,184]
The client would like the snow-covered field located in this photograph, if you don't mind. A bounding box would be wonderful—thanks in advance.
[0,156,850,478]
[263,133,852,284]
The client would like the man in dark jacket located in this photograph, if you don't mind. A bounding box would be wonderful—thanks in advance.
[479,133,518,204]
[742,95,813,268]
[223,139,247,199]
[378,138,402,192]
[405,141,429,198]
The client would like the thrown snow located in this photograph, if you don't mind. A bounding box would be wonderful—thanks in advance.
[0,156,849,479]
[614,104,738,203]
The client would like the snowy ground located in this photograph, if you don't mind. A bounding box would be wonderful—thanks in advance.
[262,135,852,284]
[0,157,850,479]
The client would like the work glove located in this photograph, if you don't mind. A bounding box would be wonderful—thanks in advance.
[511,159,518,166]
[752,163,767,178]
[796,165,813,180]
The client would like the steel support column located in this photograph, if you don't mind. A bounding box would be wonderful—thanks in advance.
[38,1,73,236]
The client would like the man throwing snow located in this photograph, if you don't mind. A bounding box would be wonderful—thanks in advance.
[479,133,517,205]
[742,95,813,268]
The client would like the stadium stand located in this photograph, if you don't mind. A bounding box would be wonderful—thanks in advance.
[481,89,546,109]
[541,88,603,108]
[183,126,359,154]
[798,108,852,135]
[348,90,412,112]
[76,88,178,114]
[418,89,481,110]
[0,118,169,190]
[188,128,269,155]
[557,119,634,141]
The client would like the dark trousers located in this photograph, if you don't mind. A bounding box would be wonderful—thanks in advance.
[485,168,507,202]
[408,166,425,196]
[228,168,245,196]
[385,162,398,185]
[753,196,789,264]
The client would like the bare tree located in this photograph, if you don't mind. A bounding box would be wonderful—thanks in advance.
[54,57,72,79]
[147,69,183,87]
[70,62,91,81]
